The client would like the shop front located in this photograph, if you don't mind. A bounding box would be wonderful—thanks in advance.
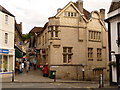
[0,49,15,81]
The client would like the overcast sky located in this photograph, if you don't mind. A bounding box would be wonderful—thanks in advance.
[0,0,112,34]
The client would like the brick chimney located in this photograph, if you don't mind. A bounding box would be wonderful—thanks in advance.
[100,9,105,21]
[76,0,83,13]
[19,22,22,34]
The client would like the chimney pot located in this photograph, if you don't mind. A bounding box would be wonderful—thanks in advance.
[100,9,105,20]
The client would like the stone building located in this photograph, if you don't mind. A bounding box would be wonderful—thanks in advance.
[15,21,23,62]
[36,0,108,80]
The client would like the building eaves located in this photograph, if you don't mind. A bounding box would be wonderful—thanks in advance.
[0,5,14,17]
[29,27,43,34]
[108,1,120,13]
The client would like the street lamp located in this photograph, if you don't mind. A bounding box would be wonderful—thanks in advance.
[82,64,85,81]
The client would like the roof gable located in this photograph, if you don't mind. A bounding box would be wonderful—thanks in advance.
[55,1,88,22]
[108,1,120,13]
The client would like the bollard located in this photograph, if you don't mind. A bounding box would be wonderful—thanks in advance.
[53,71,56,82]
[99,74,104,88]
[12,70,14,82]
[54,74,56,82]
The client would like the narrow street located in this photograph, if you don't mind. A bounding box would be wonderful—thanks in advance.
[14,67,53,82]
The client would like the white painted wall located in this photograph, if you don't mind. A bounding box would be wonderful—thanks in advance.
[0,11,15,50]
[108,9,120,83]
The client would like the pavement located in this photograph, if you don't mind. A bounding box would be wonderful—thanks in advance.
[0,67,118,89]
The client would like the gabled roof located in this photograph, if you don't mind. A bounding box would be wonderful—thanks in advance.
[0,5,14,17]
[29,27,43,34]
[54,1,90,22]
[83,9,91,20]
[108,1,120,13]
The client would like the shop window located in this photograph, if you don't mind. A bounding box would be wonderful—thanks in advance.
[3,56,8,72]
[63,47,73,63]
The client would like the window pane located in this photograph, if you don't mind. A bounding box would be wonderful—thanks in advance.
[5,33,8,44]
[63,54,67,63]
[68,48,72,53]
[71,12,73,17]
[51,32,54,37]
[68,12,70,16]
[3,56,8,72]
[63,47,67,53]
[68,54,72,63]
[5,15,8,24]
[55,31,58,37]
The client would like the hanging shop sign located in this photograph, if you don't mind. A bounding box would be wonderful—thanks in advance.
[0,49,9,54]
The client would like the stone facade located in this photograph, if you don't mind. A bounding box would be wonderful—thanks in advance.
[36,1,108,81]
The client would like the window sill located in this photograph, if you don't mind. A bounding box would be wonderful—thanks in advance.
[89,40,101,42]
[49,38,61,40]
[97,59,102,61]
[88,59,93,61]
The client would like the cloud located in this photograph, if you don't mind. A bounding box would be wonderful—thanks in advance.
[0,0,112,34]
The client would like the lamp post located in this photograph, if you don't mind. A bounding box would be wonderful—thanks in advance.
[82,64,85,81]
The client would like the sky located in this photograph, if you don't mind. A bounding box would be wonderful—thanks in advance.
[0,0,112,34]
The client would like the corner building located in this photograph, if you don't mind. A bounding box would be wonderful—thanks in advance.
[0,5,15,79]
[36,0,108,80]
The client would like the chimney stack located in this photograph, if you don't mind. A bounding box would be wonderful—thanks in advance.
[100,9,105,21]
[76,0,83,13]
[20,22,22,34]
[57,8,62,13]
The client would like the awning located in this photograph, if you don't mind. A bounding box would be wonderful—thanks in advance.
[15,49,23,58]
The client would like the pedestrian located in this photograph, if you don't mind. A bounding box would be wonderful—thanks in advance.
[33,58,37,70]
[26,60,30,73]
[19,62,22,73]
[22,61,24,69]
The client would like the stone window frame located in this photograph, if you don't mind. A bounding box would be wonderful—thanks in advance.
[97,48,102,61]
[64,11,77,17]
[63,47,73,64]
[89,30,101,42]
[88,48,93,61]
[48,26,60,38]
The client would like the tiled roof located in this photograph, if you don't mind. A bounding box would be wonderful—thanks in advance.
[0,5,14,17]
[108,1,120,13]
[29,27,43,34]
[83,9,91,20]
[73,3,91,20]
